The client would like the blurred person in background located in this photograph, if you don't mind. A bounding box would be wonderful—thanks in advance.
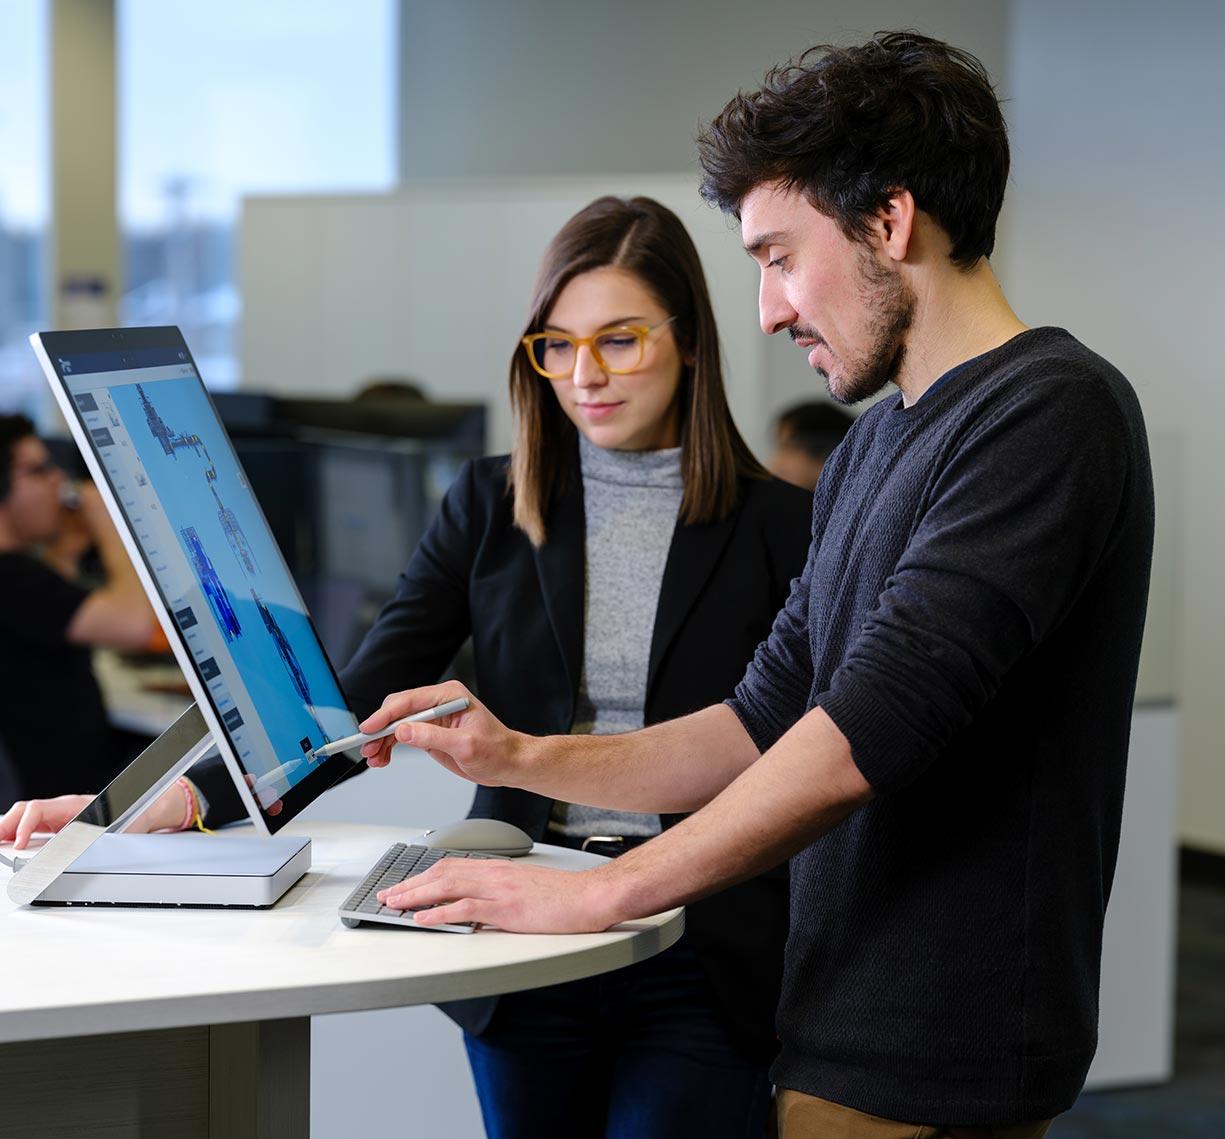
[767,400,855,491]
[0,413,159,804]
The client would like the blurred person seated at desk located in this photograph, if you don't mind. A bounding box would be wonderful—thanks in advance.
[0,414,162,804]
[766,400,855,492]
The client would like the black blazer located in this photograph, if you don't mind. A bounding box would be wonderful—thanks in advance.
[340,454,811,1060]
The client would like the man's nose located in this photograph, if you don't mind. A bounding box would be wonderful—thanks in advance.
[759,271,798,336]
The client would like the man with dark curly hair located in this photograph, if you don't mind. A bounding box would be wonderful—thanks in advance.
[323,33,1154,1139]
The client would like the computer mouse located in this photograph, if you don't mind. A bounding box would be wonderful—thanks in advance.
[416,818,534,857]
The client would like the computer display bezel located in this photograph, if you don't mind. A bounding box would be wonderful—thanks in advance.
[30,326,360,835]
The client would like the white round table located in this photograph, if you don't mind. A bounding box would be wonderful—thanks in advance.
[0,820,683,1139]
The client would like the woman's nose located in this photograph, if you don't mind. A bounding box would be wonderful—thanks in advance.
[572,344,607,389]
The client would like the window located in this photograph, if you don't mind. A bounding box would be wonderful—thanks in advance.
[119,0,397,389]
[0,2,49,416]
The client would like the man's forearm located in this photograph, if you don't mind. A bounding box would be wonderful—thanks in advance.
[595,706,873,922]
[511,704,759,814]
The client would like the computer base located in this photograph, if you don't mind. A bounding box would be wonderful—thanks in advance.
[31,832,310,908]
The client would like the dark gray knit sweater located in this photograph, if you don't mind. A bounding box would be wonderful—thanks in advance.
[728,328,1154,1126]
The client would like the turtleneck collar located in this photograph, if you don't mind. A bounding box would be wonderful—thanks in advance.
[578,433,683,490]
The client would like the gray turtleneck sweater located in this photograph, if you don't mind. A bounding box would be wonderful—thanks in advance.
[548,435,683,841]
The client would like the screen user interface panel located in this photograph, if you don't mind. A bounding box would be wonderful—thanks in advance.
[42,330,358,826]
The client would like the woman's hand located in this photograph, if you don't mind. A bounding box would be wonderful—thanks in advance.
[0,795,93,850]
[358,681,529,788]
[0,779,215,851]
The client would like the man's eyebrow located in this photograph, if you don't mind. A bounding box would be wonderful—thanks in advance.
[743,231,790,257]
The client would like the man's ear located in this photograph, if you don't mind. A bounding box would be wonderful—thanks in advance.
[874,190,916,263]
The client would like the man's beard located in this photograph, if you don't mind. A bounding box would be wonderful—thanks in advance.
[791,251,916,406]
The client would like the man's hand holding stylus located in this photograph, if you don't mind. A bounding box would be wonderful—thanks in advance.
[358,681,531,787]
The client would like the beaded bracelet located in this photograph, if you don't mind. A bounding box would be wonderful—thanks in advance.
[174,777,196,832]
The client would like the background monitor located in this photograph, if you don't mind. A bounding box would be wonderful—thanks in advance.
[30,326,360,835]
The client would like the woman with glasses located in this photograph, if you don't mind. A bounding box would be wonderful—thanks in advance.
[2,196,811,1137]
[338,195,810,1138]
[0,415,160,806]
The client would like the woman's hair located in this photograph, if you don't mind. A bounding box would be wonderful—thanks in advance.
[509,195,765,546]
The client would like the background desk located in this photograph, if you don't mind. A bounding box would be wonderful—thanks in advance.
[0,821,683,1139]
[94,649,193,738]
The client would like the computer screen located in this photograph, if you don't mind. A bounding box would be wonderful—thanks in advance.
[31,327,360,833]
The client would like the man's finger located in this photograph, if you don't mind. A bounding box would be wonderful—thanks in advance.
[362,740,395,768]
[359,682,468,734]
[378,875,453,909]
[413,899,484,927]
[393,720,460,755]
[378,862,470,907]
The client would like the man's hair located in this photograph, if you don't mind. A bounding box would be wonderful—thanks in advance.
[509,195,765,546]
[776,401,856,463]
[697,30,1010,267]
[0,414,36,503]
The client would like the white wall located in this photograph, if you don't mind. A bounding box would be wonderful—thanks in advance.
[239,178,766,452]
[394,0,1009,426]
[1001,0,1224,852]
[398,0,1007,182]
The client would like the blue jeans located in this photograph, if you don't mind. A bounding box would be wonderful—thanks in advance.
[464,934,773,1139]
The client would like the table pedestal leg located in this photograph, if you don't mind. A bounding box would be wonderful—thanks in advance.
[209,1018,310,1139]
[0,1017,309,1138]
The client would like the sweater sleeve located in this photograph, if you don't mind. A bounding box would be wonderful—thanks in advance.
[725,514,818,754]
[818,376,1137,793]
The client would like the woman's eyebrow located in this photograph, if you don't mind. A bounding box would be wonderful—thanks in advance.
[543,315,646,333]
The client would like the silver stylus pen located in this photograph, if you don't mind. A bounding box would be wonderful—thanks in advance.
[309,697,471,758]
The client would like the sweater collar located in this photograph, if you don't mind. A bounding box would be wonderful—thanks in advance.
[578,433,683,490]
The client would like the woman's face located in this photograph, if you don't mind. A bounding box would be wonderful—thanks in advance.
[541,267,685,452]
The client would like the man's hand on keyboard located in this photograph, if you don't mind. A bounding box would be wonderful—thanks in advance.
[375,858,620,934]
[359,681,528,788]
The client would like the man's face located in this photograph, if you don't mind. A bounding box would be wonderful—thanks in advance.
[2,436,65,546]
[741,183,914,405]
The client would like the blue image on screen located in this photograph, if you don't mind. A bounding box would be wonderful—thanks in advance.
[109,377,354,787]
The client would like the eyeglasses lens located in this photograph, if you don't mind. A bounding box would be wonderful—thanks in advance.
[534,336,574,376]
[531,330,644,377]
[593,331,643,373]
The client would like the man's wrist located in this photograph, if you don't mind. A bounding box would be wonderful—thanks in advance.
[585,856,655,928]
[502,730,549,790]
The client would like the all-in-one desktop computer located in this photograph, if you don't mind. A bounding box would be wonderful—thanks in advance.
[7,326,523,925]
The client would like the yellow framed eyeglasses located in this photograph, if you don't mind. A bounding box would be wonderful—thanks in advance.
[522,315,677,380]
